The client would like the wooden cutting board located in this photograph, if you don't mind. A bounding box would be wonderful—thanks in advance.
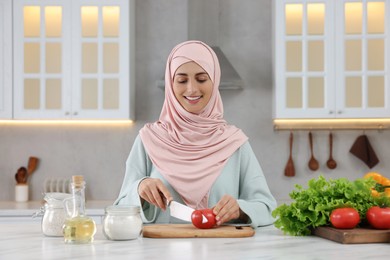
[312,226,390,244]
[143,224,255,238]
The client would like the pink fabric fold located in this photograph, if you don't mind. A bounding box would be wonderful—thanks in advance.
[140,41,247,209]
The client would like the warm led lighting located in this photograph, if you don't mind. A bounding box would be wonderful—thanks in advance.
[307,3,324,35]
[45,6,62,37]
[0,120,134,127]
[273,118,390,130]
[103,6,119,37]
[24,6,40,37]
[285,4,302,17]
[285,4,302,35]
[345,2,363,34]
[81,6,98,37]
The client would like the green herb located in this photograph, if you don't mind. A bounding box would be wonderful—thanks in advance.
[272,175,377,236]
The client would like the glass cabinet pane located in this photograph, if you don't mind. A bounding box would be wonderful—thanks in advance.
[103,79,119,109]
[286,41,302,71]
[45,6,62,37]
[103,6,119,37]
[286,77,302,108]
[367,2,385,34]
[81,6,98,37]
[345,77,362,108]
[46,43,62,73]
[103,43,119,73]
[345,3,362,34]
[345,40,362,71]
[24,43,40,73]
[82,43,98,73]
[307,3,324,35]
[45,79,61,109]
[308,41,324,71]
[308,77,324,108]
[285,4,302,35]
[367,39,384,71]
[24,79,40,109]
[368,76,384,107]
[82,79,98,109]
[24,6,40,37]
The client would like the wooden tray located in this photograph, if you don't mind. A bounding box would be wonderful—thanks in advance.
[143,224,255,238]
[312,226,390,244]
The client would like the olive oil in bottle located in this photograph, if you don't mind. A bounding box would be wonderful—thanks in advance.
[63,175,96,244]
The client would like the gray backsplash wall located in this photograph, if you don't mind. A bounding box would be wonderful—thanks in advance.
[1,0,389,202]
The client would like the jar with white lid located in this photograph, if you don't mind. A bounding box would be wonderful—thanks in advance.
[103,205,143,240]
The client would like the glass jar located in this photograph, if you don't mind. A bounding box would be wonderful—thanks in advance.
[38,193,71,237]
[103,205,143,240]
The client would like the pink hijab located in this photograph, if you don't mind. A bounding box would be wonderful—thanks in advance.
[139,41,248,209]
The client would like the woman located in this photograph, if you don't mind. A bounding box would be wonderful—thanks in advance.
[115,40,276,227]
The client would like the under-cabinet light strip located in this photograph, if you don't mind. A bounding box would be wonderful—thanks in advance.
[0,120,134,126]
[273,118,390,130]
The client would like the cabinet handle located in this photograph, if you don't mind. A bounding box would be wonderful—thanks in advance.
[73,112,78,116]
[65,112,70,115]
[337,110,342,114]
[329,110,334,114]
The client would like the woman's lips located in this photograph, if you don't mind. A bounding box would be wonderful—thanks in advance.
[185,96,202,104]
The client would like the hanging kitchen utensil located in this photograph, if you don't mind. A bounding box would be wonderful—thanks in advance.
[284,132,295,177]
[326,132,337,170]
[308,131,319,171]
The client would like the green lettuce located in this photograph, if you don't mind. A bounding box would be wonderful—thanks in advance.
[272,175,377,236]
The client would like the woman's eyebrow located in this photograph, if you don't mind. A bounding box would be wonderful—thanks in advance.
[175,73,188,76]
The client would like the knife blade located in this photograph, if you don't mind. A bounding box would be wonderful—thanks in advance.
[168,201,207,223]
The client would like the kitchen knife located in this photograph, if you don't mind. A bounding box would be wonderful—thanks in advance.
[168,201,207,223]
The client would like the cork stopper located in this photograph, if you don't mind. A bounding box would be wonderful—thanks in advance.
[72,175,84,188]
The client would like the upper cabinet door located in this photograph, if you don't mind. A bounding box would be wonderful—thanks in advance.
[71,0,130,119]
[274,0,390,119]
[335,0,390,118]
[13,0,72,119]
[0,0,12,119]
[13,0,134,120]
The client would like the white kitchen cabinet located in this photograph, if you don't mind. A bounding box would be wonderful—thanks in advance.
[0,0,12,119]
[274,0,390,119]
[13,0,134,120]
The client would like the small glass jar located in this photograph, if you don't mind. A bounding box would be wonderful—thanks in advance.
[39,193,71,237]
[103,205,143,240]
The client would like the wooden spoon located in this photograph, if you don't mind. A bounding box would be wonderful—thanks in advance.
[326,132,337,169]
[284,132,295,177]
[27,156,39,176]
[308,132,319,171]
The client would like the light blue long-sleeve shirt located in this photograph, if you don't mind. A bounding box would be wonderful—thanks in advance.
[114,135,277,228]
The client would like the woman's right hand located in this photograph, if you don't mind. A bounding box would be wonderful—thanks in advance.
[138,178,172,210]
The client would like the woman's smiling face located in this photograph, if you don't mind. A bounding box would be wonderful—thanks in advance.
[172,61,213,114]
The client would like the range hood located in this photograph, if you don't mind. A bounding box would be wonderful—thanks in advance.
[157,0,243,90]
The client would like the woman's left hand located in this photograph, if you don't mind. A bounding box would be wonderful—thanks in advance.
[212,195,245,225]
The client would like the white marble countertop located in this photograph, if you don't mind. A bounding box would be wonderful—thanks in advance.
[0,221,388,260]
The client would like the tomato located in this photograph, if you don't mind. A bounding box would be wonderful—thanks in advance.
[191,208,216,229]
[366,206,390,229]
[330,208,360,229]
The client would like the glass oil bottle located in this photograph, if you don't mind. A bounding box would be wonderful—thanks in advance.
[63,175,96,244]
